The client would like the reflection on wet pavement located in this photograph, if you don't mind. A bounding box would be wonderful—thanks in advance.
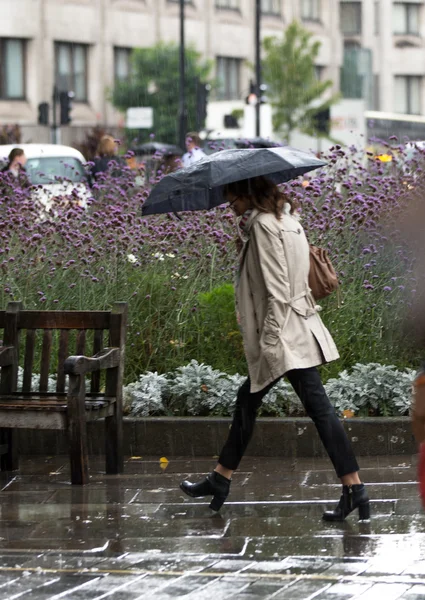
[0,455,423,598]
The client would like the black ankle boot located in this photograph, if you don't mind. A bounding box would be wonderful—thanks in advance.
[180,471,231,511]
[323,483,370,522]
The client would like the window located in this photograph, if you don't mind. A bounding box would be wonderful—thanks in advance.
[114,47,133,83]
[315,65,324,81]
[395,75,421,114]
[215,0,240,8]
[55,42,88,101]
[302,0,320,21]
[26,157,87,185]
[0,38,25,99]
[216,57,241,100]
[340,2,362,34]
[261,0,281,15]
[393,3,420,35]
[374,1,380,34]
[373,74,380,110]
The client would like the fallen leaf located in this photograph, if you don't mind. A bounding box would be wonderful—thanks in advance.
[159,456,169,471]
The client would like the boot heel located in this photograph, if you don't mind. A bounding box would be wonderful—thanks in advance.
[358,501,370,521]
[209,494,226,511]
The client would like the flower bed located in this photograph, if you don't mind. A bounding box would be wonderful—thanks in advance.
[1,142,424,391]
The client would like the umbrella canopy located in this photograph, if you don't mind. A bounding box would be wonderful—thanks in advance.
[142,146,326,216]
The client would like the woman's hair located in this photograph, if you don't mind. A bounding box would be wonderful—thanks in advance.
[223,176,296,218]
[8,148,24,163]
[185,131,201,147]
[96,135,116,157]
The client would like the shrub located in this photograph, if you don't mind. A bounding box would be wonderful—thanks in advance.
[123,361,414,418]
[324,362,416,416]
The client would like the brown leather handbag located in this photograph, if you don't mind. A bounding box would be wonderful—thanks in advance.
[308,245,339,300]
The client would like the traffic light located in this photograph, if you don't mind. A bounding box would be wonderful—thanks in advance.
[259,83,268,104]
[38,102,49,125]
[312,108,331,135]
[59,91,73,125]
[196,80,210,130]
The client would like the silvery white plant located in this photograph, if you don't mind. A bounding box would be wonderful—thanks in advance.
[325,362,416,416]
[122,361,415,417]
[260,378,302,417]
[169,360,232,415]
[123,371,169,416]
[17,366,57,392]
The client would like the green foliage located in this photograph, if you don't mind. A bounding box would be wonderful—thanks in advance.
[188,283,245,374]
[112,42,211,144]
[262,21,340,142]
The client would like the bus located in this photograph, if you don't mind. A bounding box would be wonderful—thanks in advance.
[366,111,425,144]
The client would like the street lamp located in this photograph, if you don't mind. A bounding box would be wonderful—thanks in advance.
[178,0,187,150]
[255,0,261,137]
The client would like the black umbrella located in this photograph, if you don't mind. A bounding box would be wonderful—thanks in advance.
[142,146,325,216]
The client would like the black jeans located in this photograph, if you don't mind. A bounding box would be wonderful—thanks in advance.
[218,367,359,478]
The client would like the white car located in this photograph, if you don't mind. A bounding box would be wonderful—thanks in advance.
[0,143,92,214]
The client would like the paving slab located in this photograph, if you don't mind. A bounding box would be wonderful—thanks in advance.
[0,455,423,598]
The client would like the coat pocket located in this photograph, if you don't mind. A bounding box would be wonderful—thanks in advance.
[261,317,282,346]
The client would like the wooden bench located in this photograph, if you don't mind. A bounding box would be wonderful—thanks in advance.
[0,302,127,484]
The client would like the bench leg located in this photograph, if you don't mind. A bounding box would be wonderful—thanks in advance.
[105,407,123,475]
[68,376,89,485]
[69,424,89,485]
[0,428,19,472]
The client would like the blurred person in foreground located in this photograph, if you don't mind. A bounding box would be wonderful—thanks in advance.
[396,180,425,506]
[182,132,206,168]
[89,135,124,185]
[180,176,369,521]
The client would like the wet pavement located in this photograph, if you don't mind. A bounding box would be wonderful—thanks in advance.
[0,454,424,598]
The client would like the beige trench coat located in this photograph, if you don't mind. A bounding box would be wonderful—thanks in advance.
[236,208,339,393]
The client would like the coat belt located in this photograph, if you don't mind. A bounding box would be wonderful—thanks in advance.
[286,289,317,318]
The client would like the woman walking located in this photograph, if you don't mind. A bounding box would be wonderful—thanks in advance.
[89,135,124,185]
[180,176,369,521]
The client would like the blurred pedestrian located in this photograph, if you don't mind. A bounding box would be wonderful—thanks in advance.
[89,135,124,185]
[1,147,27,177]
[180,176,369,521]
[160,153,182,175]
[182,132,206,168]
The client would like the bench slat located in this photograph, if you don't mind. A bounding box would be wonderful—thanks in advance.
[22,329,36,393]
[17,311,111,330]
[0,397,115,411]
[39,330,52,392]
[56,330,69,393]
[76,329,86,356]
[90,330,104,393]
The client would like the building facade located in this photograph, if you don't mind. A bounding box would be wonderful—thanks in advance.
[0,0,424,145]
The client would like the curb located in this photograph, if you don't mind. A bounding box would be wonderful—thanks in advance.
[17,417,416,457]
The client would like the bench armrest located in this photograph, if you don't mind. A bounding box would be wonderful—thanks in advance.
[64,347,121,375]
[0,346,17,368]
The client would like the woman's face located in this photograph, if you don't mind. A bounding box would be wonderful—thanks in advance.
[226,192,251,217]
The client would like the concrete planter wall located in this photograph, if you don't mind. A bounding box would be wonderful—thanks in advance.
[16,416,416,457]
